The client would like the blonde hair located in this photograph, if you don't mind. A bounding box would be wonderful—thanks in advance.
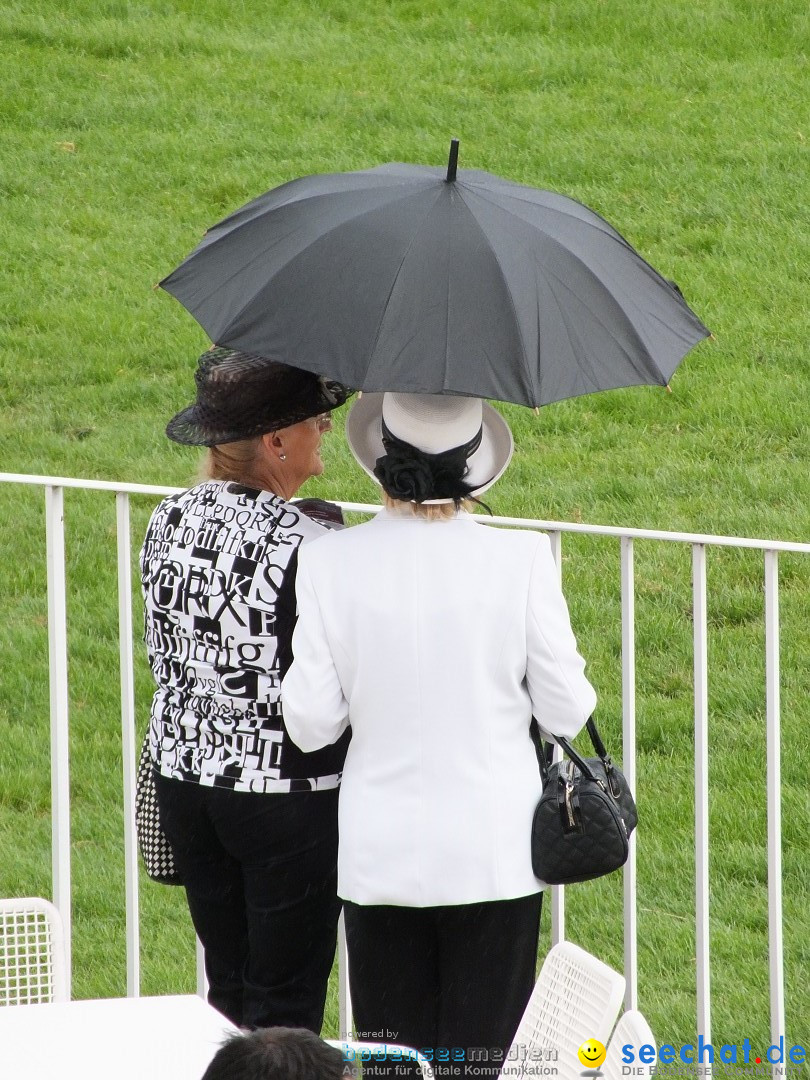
[200,438,267,489]
[382,493,475,520]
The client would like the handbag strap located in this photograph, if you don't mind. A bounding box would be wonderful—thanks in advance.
[529,718,551,782]
[585,716,609,759]
[529,715,609,784]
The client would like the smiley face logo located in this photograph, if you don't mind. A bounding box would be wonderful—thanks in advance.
[578,1040,607,1069]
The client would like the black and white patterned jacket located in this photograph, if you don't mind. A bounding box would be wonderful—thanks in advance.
[140,480,349,793]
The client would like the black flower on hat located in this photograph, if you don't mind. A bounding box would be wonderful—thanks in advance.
[374,447,435,503]
[373,420,482,503]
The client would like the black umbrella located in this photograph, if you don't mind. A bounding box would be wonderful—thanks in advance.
[160,141,709,408]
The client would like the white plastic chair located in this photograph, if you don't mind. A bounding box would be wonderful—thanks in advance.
[501,941,626,1080]
[0,897,69,1005]
[327,1039,435,1078]
[603,1010,657,1080]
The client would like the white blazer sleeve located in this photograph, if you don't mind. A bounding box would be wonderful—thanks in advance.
[525,534,597,740]
[281,551,350,752]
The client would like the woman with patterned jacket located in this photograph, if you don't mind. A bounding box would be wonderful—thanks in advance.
[140,347,351,1032]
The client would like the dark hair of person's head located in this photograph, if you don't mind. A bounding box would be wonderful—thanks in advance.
[201,1027,345,1080]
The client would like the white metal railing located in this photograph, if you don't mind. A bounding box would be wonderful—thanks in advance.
[2,471,808,1069]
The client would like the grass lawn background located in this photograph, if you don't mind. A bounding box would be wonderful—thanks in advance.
[0,0,808,1053]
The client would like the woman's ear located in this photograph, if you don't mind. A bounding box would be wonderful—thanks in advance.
[262,430,286,460]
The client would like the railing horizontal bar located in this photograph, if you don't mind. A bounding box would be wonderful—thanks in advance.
[0,476,379,505]
[4,475,810,553]
[480,514,810,553]
[0,472,184,497]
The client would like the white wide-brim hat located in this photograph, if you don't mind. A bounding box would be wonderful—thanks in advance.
[346,392,514,504]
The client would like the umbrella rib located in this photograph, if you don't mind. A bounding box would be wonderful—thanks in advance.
[545,257,669,385]
[464,182,628,244]
[190,228,301,315]
[468,184,686,308]
[360,186,446,385]
[452,188,538,401]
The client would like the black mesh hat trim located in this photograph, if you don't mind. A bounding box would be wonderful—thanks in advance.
[166,347,353,446]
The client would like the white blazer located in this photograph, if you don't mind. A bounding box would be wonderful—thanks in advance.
[282,509,597,907]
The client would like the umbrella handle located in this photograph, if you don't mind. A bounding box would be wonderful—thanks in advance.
[445,138,460,182]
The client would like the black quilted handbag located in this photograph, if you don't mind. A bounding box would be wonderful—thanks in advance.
[135,735,183,886]
[530,717,637,885]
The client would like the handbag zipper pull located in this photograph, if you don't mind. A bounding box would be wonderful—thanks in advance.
[565,777,576,830]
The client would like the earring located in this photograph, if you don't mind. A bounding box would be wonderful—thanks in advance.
[280,453,287,461]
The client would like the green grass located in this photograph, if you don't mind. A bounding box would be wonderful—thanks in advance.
[1,0,809,1056]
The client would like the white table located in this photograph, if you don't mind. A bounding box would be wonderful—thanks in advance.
[0,994,239,1079]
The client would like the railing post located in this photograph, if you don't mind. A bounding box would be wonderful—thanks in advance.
[196,937,208,999]
[692,544,711,1056]
[621,536,638,1010]
[547,531,565,947]
[764,551,785,1079]
[45,484,72,993]
[116,492,141,997]
[338,911,353,1039]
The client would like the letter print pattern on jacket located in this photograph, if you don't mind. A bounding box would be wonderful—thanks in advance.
[140,481,349,793]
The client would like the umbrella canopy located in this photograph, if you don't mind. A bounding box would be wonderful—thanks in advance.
[160,146,709,408]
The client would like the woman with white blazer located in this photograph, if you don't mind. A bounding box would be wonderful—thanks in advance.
[282,392,597,1078]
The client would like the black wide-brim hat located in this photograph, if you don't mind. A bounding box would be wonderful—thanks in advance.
[166,347,353,446]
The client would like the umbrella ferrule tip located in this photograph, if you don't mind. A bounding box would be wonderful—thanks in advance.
[445,138,460,182]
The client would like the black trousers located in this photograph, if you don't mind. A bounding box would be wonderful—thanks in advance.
[154,774,340,1032]
[343,893,542,1079]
